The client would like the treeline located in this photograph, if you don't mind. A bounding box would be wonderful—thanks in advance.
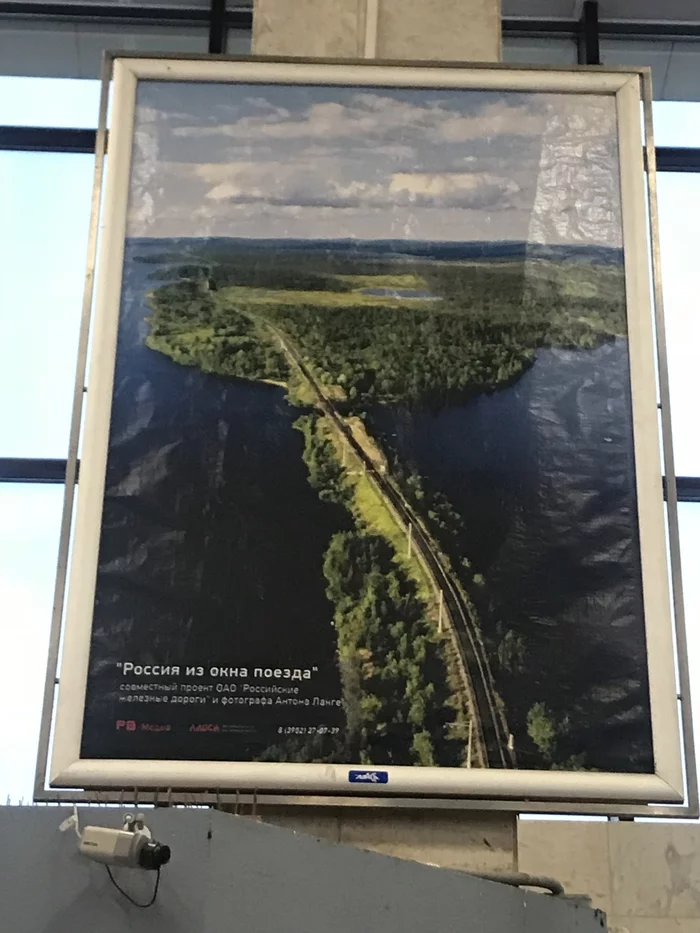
[214,261,352,294]
[264,301,536,407]
[146,246,626,411]
[424,260,626,349]
[146,279,288,384]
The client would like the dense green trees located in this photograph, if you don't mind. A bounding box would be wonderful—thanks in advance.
[323,528,462,767]
[146,281,289,383]
[260,299,536,407]
[293,415,352,508]
[527,702,557,761]
[526,702,587,771]
[295,413,465,766]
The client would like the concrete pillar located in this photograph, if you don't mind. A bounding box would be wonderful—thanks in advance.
[252,0,502,63]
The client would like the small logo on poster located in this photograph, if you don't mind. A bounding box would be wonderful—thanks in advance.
[348,770,388,784]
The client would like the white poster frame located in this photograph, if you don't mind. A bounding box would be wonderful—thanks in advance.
[43,56,693,811]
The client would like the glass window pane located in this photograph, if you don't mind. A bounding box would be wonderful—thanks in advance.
[0,23,209,81]
[227,30,252,55]
[653,101,700,148]
[0,76,100,127]
[501,37,577,66]
[657,173,700,476]
[0,484,63,804]
[0,151,93,458]
[678,503,700,785]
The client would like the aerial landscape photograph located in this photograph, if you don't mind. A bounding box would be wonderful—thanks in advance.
[80,79,654,775]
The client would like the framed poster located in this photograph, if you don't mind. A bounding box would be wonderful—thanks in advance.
[46,56,692,808]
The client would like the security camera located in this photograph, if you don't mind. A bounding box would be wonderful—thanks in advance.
[79,814,171,871]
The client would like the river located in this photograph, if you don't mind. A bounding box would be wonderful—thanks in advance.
[81,241,346,760]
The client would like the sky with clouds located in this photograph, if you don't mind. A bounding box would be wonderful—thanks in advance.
[126,81,622,246]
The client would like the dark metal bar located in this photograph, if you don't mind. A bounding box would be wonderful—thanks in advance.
[669,477,700,504]
[0,2,212,25]
[581,20,700,41]
[2,456,699,503]
[501,17,700,41]
[0,125,96,152]
[208,0,227,53]
[656,147,700,173]
[4,130,698,177]
[0,458,70,483]
[578,1,600,66]
[1,7,700,41]
[226,8,252,30]
[500,18,578,39]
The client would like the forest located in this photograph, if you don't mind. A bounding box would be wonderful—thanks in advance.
[146,243,626,413]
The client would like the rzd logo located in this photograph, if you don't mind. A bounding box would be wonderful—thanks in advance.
[116,720,137,731]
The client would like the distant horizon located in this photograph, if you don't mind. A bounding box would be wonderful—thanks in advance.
[126,234,623,249]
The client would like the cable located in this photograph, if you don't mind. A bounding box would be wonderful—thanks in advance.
[105,865,161,908]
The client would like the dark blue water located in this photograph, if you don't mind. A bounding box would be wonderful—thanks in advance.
[82,242,346,759]
[370,341,653,772]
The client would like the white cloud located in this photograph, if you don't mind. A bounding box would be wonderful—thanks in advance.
[390,172,518,199]
[169,93,546,147]
[187,160,521,212]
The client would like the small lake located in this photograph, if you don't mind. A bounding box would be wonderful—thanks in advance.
[359,287,441,300]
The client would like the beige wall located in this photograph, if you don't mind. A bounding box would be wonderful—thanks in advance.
[518,820,700,933]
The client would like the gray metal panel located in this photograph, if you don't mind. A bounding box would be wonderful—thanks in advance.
[598,0,700,23]
[600,38,674,97]
[598,37,700,100]
[0,805,606,933]
[501,1,579,17]
[226,29,251,55]
[503,0,700,22]
[502,36,578,64]
[664,42,700,101]
[206,810,607,933]
[0,22,209,77]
